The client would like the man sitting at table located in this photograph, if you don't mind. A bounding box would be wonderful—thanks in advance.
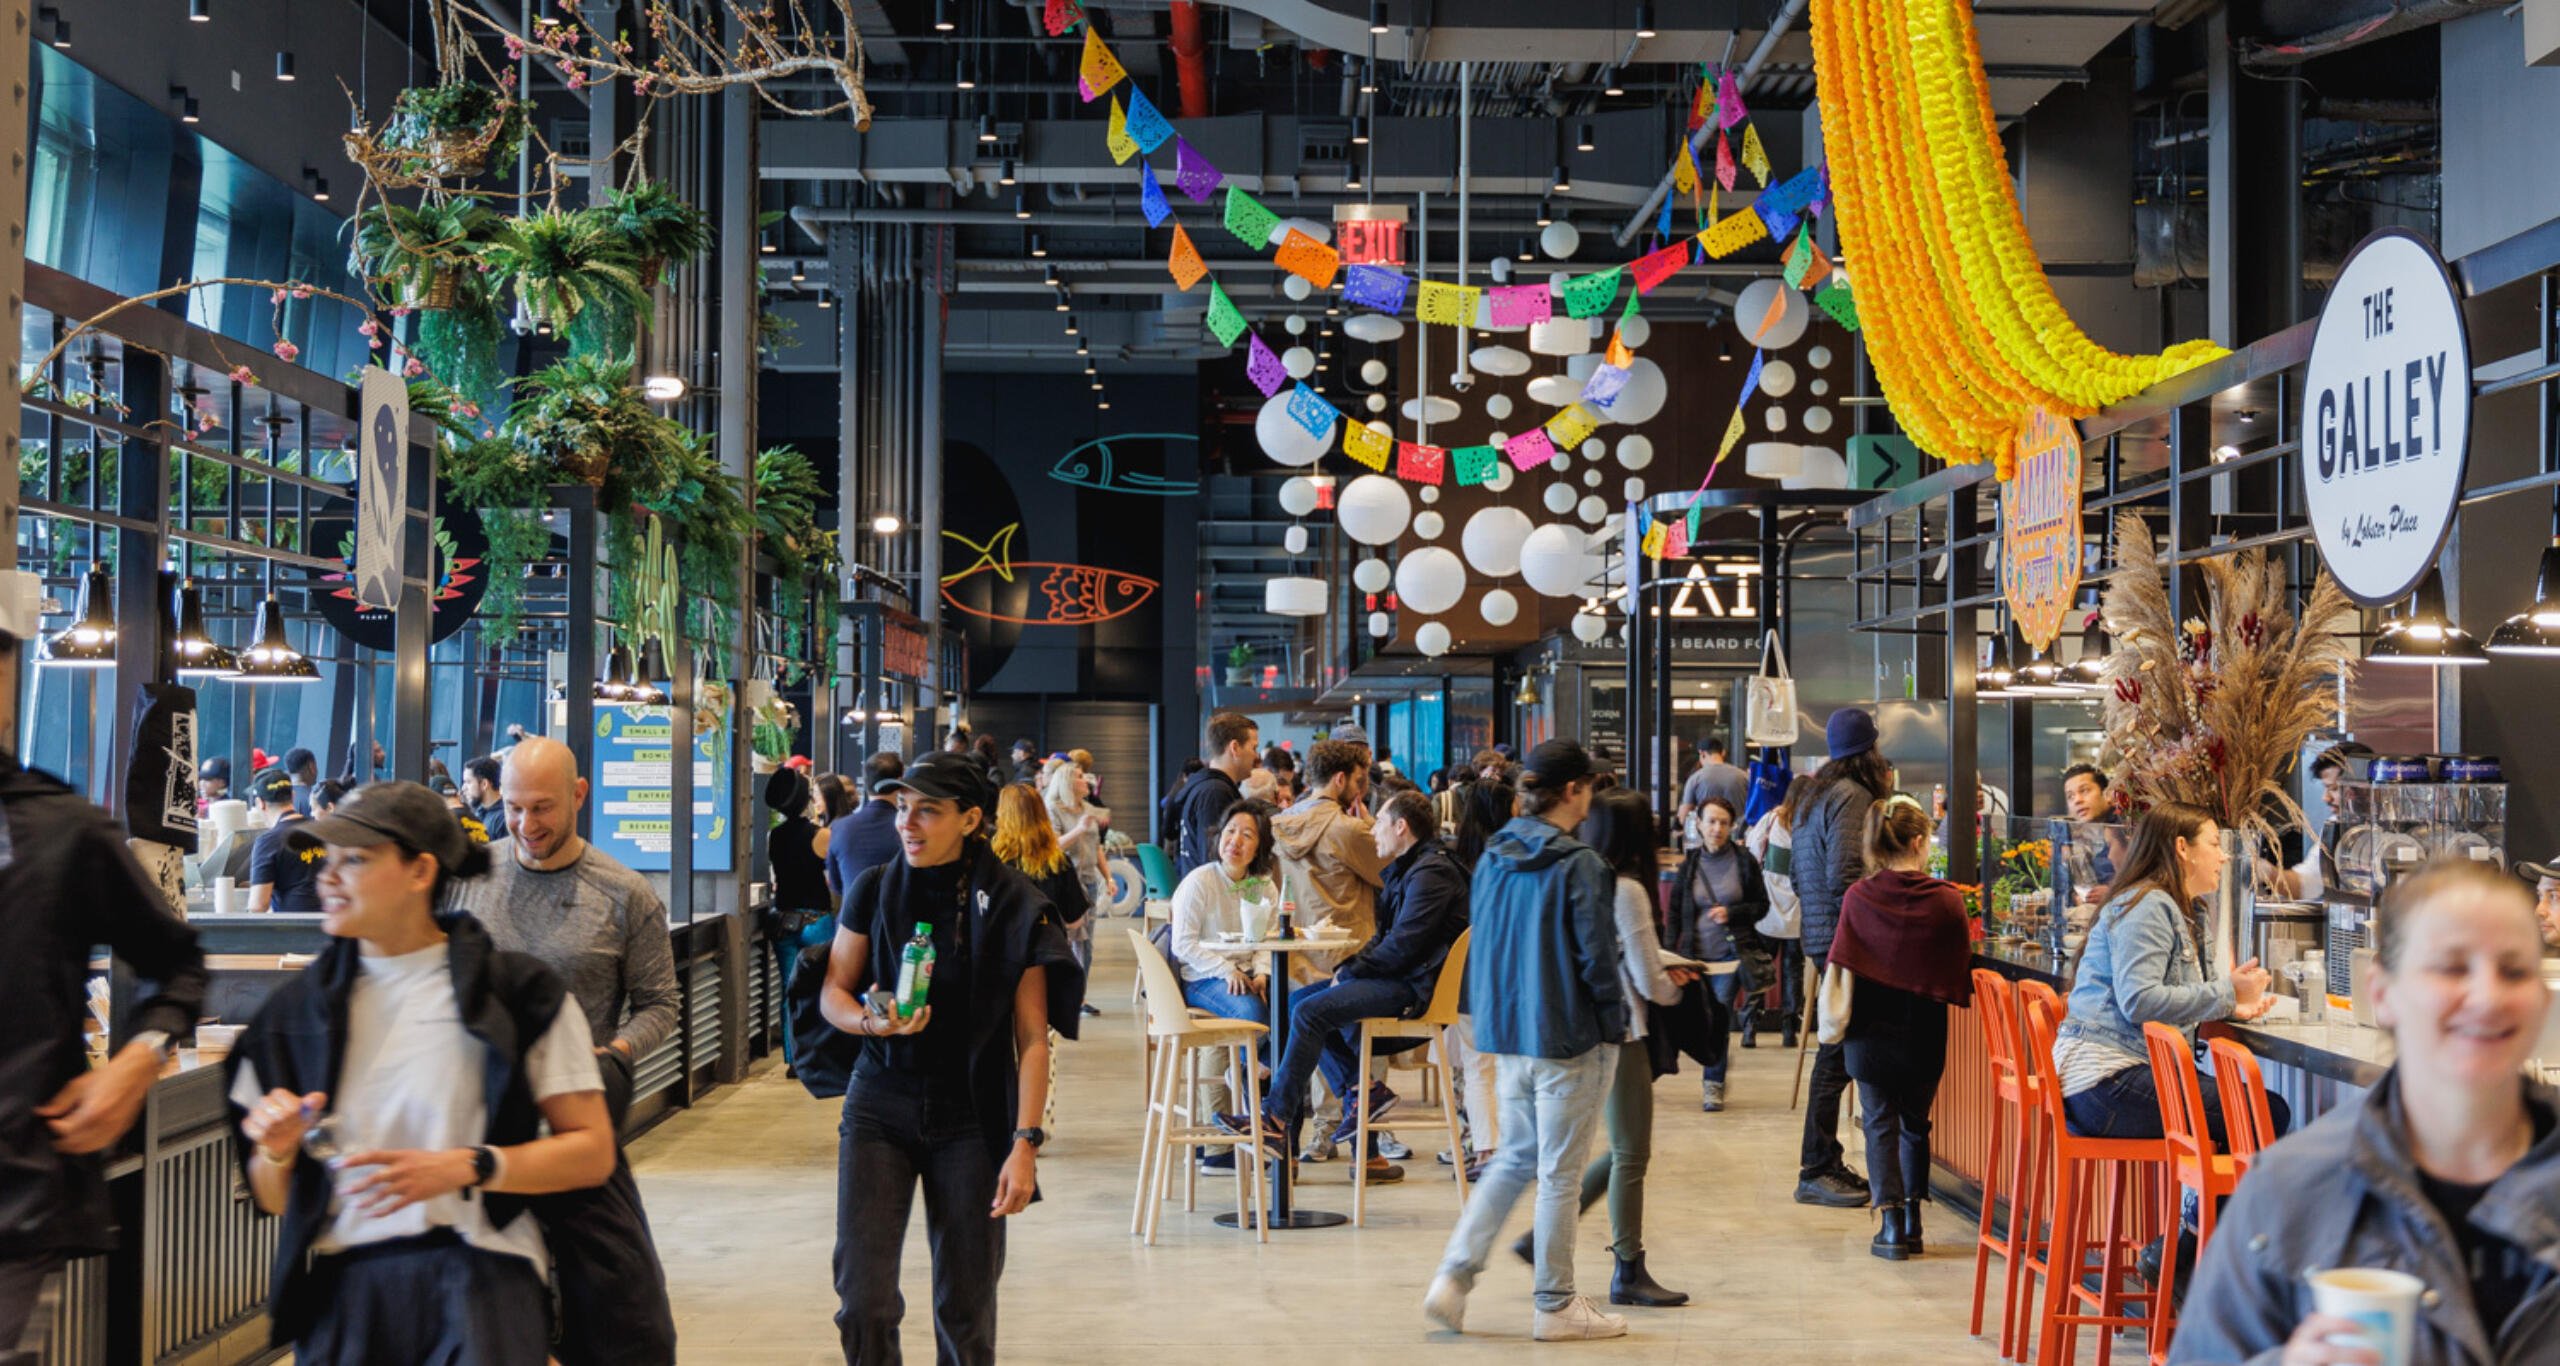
[1224,790,1468,1186]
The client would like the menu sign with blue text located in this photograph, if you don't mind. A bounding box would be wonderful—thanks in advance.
[2301,228,2472,607]
[591,704,735,873]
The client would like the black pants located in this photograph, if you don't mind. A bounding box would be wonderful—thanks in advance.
[1844,999,1950,1208]
[0,1252,61,1365]
[1798,950,1854,1180]
[542,1151,678,1366]
[298,1232,549,1366]
[834,1068,1005,1365]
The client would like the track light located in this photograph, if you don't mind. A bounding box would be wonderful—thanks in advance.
[934,0,955,31]
[1634,0,1657,38]
[1977,631,2018,699]
[815,293,832,310]
[275,49,296,81]
[1075,341,1089,356]
[190,0,212,20]
[955,54,975,91]
[999,157,1017,186]
[1029,233,1047,258]
[1603,70,1623,97]
[304,168,330,202]
[1551,163,1571,194]
[1053,289,1071,312]
[40,566,116,667]
[39,6,67,48]
[1098,399,1112,410]
[1063,315,1080,336]
[1014,192,1032,221]
[171,87,200,123]
[234,596,319,682]
[1576,122,1596,153]
[1351,119,1370,146]
[789,261,806,283]
[760,232,777,255]
[977,114,996,144]
[1344,164,1363,190]
[1368,0,1388,35]
[1360,59,1378,95]
[1516,237,1533,262]
[1536,197,1554,227]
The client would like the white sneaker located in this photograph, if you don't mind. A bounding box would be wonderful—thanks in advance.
[1300,1133,1338,1163]
[1533,1296,1631,1341]
[1422,1275,1469,1333]
[1378,1136,1413,1160]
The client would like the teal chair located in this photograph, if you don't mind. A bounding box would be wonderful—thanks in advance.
[1136,842,1178,904]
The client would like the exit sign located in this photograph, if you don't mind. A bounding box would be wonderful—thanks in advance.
[1333,203,1409,267]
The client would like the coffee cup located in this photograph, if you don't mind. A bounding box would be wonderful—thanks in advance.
[213,877,240,915]
[2308,1267,2422,1366]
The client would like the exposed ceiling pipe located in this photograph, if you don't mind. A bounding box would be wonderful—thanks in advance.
[1169,2,1213,119]
[2243,0,2504,67]
[1613,0,1807,247]
[1453,59,1472,397]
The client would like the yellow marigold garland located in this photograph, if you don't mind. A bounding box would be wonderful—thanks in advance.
[1812,0,2227,475]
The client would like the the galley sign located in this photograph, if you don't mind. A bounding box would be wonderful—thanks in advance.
[2301,228,2472,607]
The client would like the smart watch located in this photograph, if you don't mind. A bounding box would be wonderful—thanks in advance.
[468,1145,499,1187]
[1011,1126,1047,1150]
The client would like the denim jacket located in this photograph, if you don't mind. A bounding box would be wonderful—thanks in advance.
[2055,887,2234,1066]
[2168,1070,2560,1366]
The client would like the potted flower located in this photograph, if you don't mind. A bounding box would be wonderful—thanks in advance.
[600,181,714,292]
[349,198,502,312]
[486,208,650,358]
[380,82,528,179]
[1225,643,1254,686]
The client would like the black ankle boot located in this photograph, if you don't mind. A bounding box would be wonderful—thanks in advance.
[1611,1254,1690,1307]
[1870,1205,1914,1262]
[1901,1197,1925,1255]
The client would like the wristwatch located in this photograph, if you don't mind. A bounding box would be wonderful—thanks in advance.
[468,1146,499,1187]
[1011,1126,1047,1150]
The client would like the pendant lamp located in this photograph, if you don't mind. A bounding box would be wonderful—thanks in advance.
[171,579,238,679]
[2488,538,2560,657]
[234,595,321,681]
[629,637,672,706]
[40,566,117,666]
[2368,570,2487,668]
[596,642,637,702]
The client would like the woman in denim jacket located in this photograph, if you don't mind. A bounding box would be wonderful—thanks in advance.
[2053,802,2285,1144]
[2169,860,2560,1366]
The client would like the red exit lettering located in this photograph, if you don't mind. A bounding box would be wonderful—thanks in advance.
[1338,219,1405,267]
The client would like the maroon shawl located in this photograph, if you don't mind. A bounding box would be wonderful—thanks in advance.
[1829,868,1974,1006]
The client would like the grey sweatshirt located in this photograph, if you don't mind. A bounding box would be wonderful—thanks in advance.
[449,839,682,1057]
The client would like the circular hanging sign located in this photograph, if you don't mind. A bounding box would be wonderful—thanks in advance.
[305,490,492,651]
[2001,407,2085,652]
[2300,228,2472,608]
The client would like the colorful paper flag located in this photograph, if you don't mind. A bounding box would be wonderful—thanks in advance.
[1205,280,1248,348]
[1671,140,1700,195]
[1168,224,1207,291]
[1487,284,1553,328]
[1173,137,1223,203]
[1245,333,1287,397]
[1758,204,1801,244]
[1758,163,1825,221]
[1699,204,1770,258]
[1740,124,1772,188]
[1717,69,1747,128]
[1663,516,1690,558]
[1545,402,1602,452]
[1123,86,1174,154]
[1139,161,1171,227]
[1605,332,1635,369]
[1286,384,1337,440]
[1043,0,1083,36]
[1275,229,1341,290]
[1342,265,1410,314]
[1560,267,1623,319]
[1106,97,1139,164]
[1715,132,1738,192]
[1783,227,1832,290]
[1344,421,1391,470]
[1713,407,1748,465]
[1415,280,1480,327]
[1396,442,1446,485]
[1641,522,1669,559]
[1581,363,1632,409]
[1453,445,1500,487]
[1223,185,1280,250]
[1740,349,1767,408]
[1688,71,1713,132]
[1079,25,1126,102]
[1630,241,1688,297]
[1814,277,1860,331]
[1503,427,1557,471]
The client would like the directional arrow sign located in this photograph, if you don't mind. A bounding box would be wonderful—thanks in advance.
[1849,434,1925,491]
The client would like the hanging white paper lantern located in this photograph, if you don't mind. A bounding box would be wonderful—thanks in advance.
[1368,611,1393,638]
[1745,442,1804,479]
[1489,255,1514,285]
[1283,346,1317,379]
[1364,393,1388,414]
[1415,620,1453,657]
[1413,510,1445,541]
[1809,345,1835,368]
[1763,406,1790,433]
[1264,576,1328,616]
[1803,407,1835,435]
[1401,396,1462,424]
[1608,358,1668,425]
[1781,445,1850,491]
[1581,439,1608,462]
[1359,358,1389,385]
[1578,495,1609,524]
[1616,314,1652,349]
[1394,546,1466,615]
[1811,377,1831,397]
[1521,523,1599,597]
[1540,220,1582,260]
[1582,468,1603,489]
[1485,393,1514,421]
[1527,318,1591,357]
[1527,374,1580,407]
[1418,485,1439,505]
[1278,217,1331,246]
[1352,557,1392,593]
[1615,433,1654,470]
[1283,273,1314,302]
[1759,359,1799,398]
[1733,279,1811,351]
[1476,588,1518,627]
[1283,524,1309,554]
[1278,476,1319,517]
[1463,506,1533,577]
[1285,314,1308,336]
[1565,353,1601,381]
[1344,313,1405,344]
[1256,391,1332,466]
[1487,463,1516,493]
[1543,481,1578,515]
[1470,345,1532,377]
[1486,430,1508,449]
[1623,477,1646,502]
[1572,609,1608,643]
[1336,474,1412,546]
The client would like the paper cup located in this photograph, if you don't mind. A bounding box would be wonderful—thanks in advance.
[2309,1267,2422,1366]
[213,877,240,915]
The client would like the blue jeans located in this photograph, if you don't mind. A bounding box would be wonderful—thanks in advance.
[2062,1061,2293,1147]
[1266,976,1420,1126]
[1436,1046,1619,1311]
[1181,974,1266,1024]
[1703,970,1746,1085]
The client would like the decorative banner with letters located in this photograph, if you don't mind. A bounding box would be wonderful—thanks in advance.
[2000,406,2085,652]
[2300,228,2473,608]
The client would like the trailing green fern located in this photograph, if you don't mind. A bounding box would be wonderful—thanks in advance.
[487,208,649,362]
[601,181,714,288]
[753,445,835,580]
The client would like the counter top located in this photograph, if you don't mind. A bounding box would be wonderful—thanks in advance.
[1973,944,2067,987]
[2214,1018,2392,1088]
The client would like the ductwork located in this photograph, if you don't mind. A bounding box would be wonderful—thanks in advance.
[2243,0,2506,67]
[1170,2,1212,118]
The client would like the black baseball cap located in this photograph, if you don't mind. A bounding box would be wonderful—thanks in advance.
[1523,739,1595,789]
[200,756,232,782]
[876,751,994,816]
[2518,856,2560,883]
[286,780,475,874]
[247,766,295,803]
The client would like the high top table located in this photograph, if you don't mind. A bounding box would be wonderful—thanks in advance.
[1200,931,1358,1231]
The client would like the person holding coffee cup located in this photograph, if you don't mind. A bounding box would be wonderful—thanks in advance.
[2169,859,2560,1366]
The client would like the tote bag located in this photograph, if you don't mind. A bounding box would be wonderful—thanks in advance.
[1745,631,1800,747]
[1815,959,1857,1045]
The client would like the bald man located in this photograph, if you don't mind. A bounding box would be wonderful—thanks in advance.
[444,735,680,1365]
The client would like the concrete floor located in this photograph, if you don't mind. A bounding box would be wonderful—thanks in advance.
[630,932,2021,1364]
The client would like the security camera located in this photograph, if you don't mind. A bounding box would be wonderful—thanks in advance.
[1448,370,1477,393]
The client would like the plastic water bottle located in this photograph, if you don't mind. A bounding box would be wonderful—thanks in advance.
[895,924,936,1018]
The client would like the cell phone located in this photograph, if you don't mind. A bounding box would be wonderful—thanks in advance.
[864,988,896,1018]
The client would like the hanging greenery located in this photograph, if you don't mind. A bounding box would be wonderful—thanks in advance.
[501,355,689,506]
[486,208,650,361]
[600,180,714,291]
[752,445,835,580]
[374,81,530,181]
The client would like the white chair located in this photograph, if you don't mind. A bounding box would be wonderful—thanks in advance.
[1126,928,1270,1244]
[1350,929,1473,1226]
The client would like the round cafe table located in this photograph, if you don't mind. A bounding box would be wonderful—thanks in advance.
[1201,931,1358,1231]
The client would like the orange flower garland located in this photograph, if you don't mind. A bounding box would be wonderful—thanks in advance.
[1812,0,2226,475]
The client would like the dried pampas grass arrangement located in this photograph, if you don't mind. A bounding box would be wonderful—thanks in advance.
[2096,512,2358,852]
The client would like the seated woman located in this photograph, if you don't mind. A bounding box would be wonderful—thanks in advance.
[1167,799,1282,1023]
[2055,802,2288,1145]
[2169,860,2560,1366]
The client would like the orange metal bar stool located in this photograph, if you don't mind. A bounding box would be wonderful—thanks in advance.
[2205,1036,2281,1178]
[2004,979,2065,1365]
[2021,993,2171,1366]
[2139,1023,2241,1365]
[1966,970,2039,1362]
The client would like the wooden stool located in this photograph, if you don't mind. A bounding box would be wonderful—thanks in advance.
[1967,970,2043,1363]
[2140,1022,2240,1365]
[1126,929,1269,1244]
[2021,993,2169,1366]
[1350,930,1473,1226]
[2206,1036,2280,1177]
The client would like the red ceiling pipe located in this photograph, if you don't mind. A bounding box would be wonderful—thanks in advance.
[1169,1,1211,119]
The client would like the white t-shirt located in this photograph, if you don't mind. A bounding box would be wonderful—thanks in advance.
[231,941,603,1268]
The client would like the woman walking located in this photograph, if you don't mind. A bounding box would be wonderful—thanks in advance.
[1827,794,1973,1260]
[228,782,618,1364]
[993,782,1094,1027]
[816,752,1083,1364]
[1043,761,1106,989]
[1672,796,1769,1112]
[1747,775,1816,1050]
[1789,709,1898,1207]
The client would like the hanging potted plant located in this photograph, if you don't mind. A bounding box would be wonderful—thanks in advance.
[753,445,835,580]
[381,82,529,179]
[600,180,714,292]
[501,356,688,503]
[349,198,502,312]
[486,208,650,359]
[1225,642,1254,686]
